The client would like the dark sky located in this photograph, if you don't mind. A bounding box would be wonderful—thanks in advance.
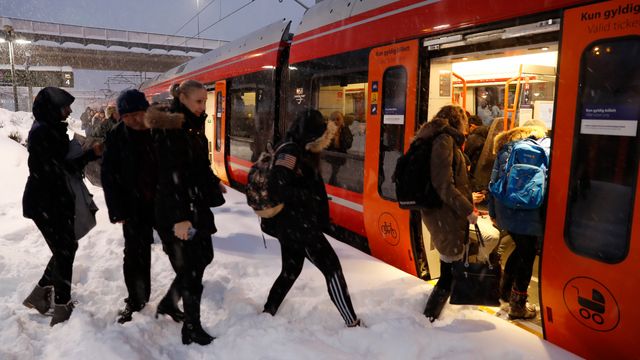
[0,0,314,41]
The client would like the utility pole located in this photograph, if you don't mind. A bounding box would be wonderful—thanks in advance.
[3,25,19,111]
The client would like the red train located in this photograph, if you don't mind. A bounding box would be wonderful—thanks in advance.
[141,0,640,357]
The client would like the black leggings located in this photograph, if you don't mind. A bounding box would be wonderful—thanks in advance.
[158,229,214,325]
[504,232,538,293]
[122,218,153,308]
[264,227,358,325]
[33,216,78,304]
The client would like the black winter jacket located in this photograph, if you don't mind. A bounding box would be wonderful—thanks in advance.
[145,103,221,235]
[101,121,156,223]
[23,88,96,220]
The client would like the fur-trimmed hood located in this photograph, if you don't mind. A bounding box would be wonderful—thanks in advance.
[144,107,185,129]
[305,119,337,153]
[414,117,465,146]
[494,126,547,153]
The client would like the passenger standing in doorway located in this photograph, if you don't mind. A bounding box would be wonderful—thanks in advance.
[488,119,549,320]
[261,109,362,327]
[22,87,102,326]
[418,105,478,322]
[145,80,225,345]
[101,89,158,324]
[326,111,353,186]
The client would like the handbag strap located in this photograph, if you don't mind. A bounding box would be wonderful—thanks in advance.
[463,223,492,267]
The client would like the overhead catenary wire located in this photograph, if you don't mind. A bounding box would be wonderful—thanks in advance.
[175,0,255,48]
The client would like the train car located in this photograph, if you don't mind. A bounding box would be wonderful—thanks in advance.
[141,0,639,357]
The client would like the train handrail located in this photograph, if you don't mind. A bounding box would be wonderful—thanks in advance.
[503,64,523,131]
[451,71,467,111]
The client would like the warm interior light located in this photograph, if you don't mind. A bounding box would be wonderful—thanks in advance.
[451,51,558,80]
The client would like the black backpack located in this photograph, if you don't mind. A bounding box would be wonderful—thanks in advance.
[392,135,443,210]
[246,142,294,218]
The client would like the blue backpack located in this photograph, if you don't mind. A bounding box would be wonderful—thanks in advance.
[489,137,549,209]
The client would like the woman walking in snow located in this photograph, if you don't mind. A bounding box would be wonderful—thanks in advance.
[261,109,362,327]
[145,80,225,345]
[22,87,102,326]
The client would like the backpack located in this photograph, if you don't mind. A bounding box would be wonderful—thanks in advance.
[246,142,295,218]
[489,137,549,209]
[392,135,443,210]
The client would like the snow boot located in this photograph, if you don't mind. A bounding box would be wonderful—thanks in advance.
[22,285,53,315]
[500,273,514,303]
[508,289,537,320]
[182,322,215,345]
[156,297,185,323]
[423,286,451,322]
[117,301,145,324]
[50,301,75,327]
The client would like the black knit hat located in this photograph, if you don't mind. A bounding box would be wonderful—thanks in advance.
[117,89,149,116]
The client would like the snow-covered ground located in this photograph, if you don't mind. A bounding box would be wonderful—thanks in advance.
[0,111,579,359]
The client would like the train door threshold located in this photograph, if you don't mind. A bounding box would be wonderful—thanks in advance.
[425,279,543,337]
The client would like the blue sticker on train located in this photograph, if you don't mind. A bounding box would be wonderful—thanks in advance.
[372,81,379,92]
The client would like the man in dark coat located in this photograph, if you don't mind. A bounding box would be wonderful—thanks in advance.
[22,87,101,326]
[261,109,362,327]
[101,89,160,324]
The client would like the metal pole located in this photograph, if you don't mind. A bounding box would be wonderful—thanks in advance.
[8,40,18,111]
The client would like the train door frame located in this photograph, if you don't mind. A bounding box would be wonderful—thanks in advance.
[363,39,421,276]
[212,80,229,184]
[540,1,640,357]
[204,83,216,170]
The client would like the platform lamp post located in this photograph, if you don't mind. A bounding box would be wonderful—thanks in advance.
[2,24,31,111]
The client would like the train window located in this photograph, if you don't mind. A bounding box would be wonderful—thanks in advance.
[565,37,640,264]
[287,48,369,193]
[378,66,407,201]
[227,71,276,162]
[215,91,222,151]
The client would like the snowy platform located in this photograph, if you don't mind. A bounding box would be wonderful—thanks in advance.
[0,129,578,359]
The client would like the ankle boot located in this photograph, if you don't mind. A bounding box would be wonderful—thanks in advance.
[423,286,451,323]
[156,298,185,323]
[508,290,537,320]
[23,285,53,315]
[182,322,215,345]
[118,301,145,324]
[50,301,75,327]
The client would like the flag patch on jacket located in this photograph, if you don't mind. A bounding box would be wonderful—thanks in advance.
[275,153,297,170]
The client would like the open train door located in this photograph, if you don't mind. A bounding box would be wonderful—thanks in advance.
[363,40,420,276]
[541,1,640,358]
[212,80,229,184]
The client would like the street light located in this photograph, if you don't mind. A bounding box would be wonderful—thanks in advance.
[2,24,31,111]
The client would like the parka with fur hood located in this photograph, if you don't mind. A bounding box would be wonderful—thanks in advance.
[418,116,474,262]
[488,125,550,236]
[144,104,222,235]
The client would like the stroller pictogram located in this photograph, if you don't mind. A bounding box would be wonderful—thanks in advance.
[574,286,605,325]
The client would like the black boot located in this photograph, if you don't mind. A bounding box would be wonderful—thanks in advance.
[22,285,53,315]
[50,301,75,327]
[508,289,537,320]
[118,301,145,324]
[182,322,215,345]
[156,297,185,323]
[423,286,451,323]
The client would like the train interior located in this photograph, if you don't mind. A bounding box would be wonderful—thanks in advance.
[424,41,560,330]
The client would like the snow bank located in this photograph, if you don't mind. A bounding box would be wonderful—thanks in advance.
[0,109,578,359]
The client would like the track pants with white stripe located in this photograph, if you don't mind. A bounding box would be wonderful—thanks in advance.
[264,227,358,325]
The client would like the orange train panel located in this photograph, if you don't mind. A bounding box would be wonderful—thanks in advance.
[364,40,419,276]
[541,1,640,358]
[212,80,229,184]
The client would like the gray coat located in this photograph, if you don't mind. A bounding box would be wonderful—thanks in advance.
[418,118,474,262]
